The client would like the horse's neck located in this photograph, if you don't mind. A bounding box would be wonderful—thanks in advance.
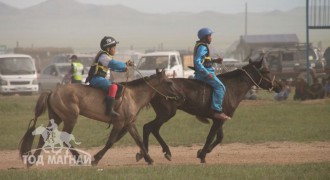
[222,75,254,114]
[127,83,155,107]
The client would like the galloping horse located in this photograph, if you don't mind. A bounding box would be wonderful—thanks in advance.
[139,60,282,163]
[19,69,180,167]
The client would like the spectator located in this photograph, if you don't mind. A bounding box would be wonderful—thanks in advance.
[274,79,291,101]
[245,86,257,100]
[324,79,330,98]
[306,78,324,99]
[69,55,84,84]
[294,78,308,100]
[324,47,330,70]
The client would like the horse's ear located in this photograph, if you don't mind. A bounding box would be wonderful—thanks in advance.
[255,59,263,69]
[156,68,160,74]
[248,58,253,64]
[254,54,265,69]
[161,68,166,76]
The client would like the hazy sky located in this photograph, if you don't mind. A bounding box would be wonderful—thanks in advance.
[0,0,305,14]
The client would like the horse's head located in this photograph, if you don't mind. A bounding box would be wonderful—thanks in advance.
[145,69,181,100]
[241,59,282,93]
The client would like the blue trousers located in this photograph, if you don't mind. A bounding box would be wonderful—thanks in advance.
[195,72,226,112]
[89,76,111,92]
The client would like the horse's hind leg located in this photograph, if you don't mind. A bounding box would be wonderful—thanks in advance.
[197,119,223,163]
[29,116,62,167]
[61,118,81,162]
[92,123,124,166]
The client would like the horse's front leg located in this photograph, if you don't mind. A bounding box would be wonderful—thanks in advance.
[140,101,176,162]
[206,124,224,153]
[129,123,154,165]
[197,119,223,163]
[140,114,174,161]
[92,123,123,166]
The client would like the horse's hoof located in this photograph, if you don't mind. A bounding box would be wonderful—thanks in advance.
[91,160,98,166]
[164,153,172,161]
[197,149,202,158]
[147,160,154,165]
[76,160,84,166]
[26,162,34,168]
[136,153,143,162]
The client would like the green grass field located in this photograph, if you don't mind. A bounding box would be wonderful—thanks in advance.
[0,93,330,179]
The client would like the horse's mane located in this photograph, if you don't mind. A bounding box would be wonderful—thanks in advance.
[119,77,149,86]
[217,68,244,79]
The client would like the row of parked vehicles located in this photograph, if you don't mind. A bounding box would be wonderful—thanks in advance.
[0,51,192,95]
[1,45,327,96]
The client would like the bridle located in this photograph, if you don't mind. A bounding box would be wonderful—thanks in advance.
[239,65,276,91]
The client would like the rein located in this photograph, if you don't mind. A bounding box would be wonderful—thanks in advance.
[132,67,179,101]
[239,66,275,91]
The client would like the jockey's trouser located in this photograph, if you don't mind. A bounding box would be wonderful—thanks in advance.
[89,76,117,98]
[195,71,226,112]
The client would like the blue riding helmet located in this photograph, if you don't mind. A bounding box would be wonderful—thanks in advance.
[197,28,214,39]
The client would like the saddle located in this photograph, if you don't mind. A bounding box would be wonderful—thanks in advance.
[114,83,125,99]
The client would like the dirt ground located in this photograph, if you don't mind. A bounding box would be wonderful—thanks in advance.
[2,141,330,170]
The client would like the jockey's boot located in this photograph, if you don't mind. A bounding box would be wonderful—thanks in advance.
[105,96,120,117]
[213,111,231,121]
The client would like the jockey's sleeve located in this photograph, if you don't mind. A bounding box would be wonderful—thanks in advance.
[98,54,127,72]
[108,59,127,72]
[194,45,210,77]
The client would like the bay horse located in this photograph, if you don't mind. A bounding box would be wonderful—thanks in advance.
[19,69,180,167]
[138,60,282,163]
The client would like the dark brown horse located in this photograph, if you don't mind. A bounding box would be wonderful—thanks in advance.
[138,60,282,163]
[19,69,180,167]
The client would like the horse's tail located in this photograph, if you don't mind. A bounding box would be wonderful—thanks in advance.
[19,91,52,159]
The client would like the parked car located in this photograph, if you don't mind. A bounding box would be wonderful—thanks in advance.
[38,63,71,91]
[135,51,184,79]
[213,58,247,74]
[0,54,39,95]
[183,67,194,79]
[250,45,326,81]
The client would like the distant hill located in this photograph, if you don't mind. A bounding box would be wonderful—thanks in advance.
[0,0,328,53]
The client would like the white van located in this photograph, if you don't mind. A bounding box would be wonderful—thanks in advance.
[0,54,39,95]
[135,51,184,79]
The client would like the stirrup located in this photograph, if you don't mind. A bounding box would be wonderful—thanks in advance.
[214,112,231,121]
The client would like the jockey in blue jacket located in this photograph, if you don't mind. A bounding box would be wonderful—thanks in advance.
[193,28,230,121]
[88,36,133,117]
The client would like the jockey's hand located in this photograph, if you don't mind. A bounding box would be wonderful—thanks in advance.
[212,58,223,64]
[208,73,214,79]
[126,60,135,67]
